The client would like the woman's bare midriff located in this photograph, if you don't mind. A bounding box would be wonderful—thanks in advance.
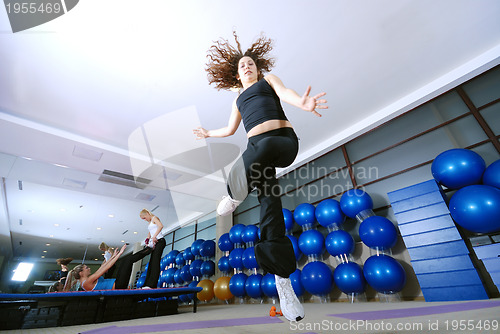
[247,119,293,138]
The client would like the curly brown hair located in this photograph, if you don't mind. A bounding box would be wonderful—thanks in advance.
[206,31,275,90]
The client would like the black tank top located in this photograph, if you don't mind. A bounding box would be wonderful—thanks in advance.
[236,78,288,133]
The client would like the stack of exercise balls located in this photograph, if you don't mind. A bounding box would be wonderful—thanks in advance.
[294,203,334,301]
[340,189,406,297]
[228,224,248,302]
[215,232,235,303]
[317,198,366,299]
[432,149,500,234]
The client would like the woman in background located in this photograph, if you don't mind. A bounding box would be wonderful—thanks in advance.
[98,242,116,278]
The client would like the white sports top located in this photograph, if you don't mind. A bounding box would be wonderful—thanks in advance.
[104,250,112,262]
[148,216,164,240]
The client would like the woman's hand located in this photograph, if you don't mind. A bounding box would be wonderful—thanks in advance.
[152,236,158,244]
[299,86,328,117]
[193,127,209,139]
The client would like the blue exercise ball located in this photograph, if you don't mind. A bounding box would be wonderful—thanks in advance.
[187,280,199,300]
[242,225,259,244]
[287,235,302,262]
[200,240,216,258]
[191,239,205,257]
[159,270,168,287]
[334,262,366,294]
[200,260,215,277]
[136,276,146,289]
[189,259,203,277]
[359,216,398,250]
[290,269,305,297]
[175,252,186,267]
[301,261,334,296]
[229,273,247,297]
[183,247,194,261]
[245,274,263,299]
[144,263,149,272]
[325,230,355,257]
[298,229,325,256]
[218,233,234,252]
[363,255,406,293]
[164,267,176,285]
[340,189,374,218]
[160,256,168,270]
[180,264,192,282]
[217,256,231,273]
[165,250,179,266]
[228,248,245,270]
[179,293,191,303]
[174,268,184,285]
[261,273,278,298]
[431,148,486,189]
[294,203,316,227]
[449,184,500,233]
[483,159,500,189]
[242,247,259,269]
[283,208,295,231]
[229,224,246,244]
[315,199,346,228]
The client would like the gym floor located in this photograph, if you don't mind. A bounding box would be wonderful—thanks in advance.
[4,298,500,334]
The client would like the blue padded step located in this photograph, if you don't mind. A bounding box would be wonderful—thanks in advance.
[406,240,469,261]
[473,243,500,260]
[387,179,441,203]
[416,269,484,288]
[421,285,489,302]
[398,214,456,236]
[391,190,446,214]
[411,255,475,274]
[402,227,462,248]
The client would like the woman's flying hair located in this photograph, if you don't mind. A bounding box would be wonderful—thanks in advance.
[206,31,275,90]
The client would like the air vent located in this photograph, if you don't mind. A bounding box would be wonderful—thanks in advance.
[98,170,152,189]
[18,180,23,190]
[73,145,103,161]
[63,178,87,189]
[135,193,156,201]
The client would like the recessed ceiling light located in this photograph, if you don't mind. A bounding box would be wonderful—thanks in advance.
[133,231,138,234]
[41,256,45,258]
[49,235,54,238]
[45,243,50,246]
[97,227,102,230]
[121,240,125,243]
[94,258,98,261]
[108,214,115,218]
[54,224,59,227]
[43,250,47,253]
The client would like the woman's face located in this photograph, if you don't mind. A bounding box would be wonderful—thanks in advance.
[237,56,258,83]
[140,213,150,222]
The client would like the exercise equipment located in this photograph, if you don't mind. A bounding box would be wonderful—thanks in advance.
[325,229,355,257]
[301,261,334,296]
[431,148,486,189]
[315,199,345,228]
[293,203,316,227]
[363,255,406,294]
[449,184,500,233]
[359,216,398,250]
[340,189,373,218]
[214,276,233,301]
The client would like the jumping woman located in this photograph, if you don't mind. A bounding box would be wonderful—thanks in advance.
[193,31,327,322]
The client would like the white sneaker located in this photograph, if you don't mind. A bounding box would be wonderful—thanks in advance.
[275,275,304,322]
[217,196,242,216]
[141,286,152,290]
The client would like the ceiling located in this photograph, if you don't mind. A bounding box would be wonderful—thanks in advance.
[1,0,500,265]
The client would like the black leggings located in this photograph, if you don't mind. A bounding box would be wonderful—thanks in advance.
[227,127,299,278]
[114,238,166,289]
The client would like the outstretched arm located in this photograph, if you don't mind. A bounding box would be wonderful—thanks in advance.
[265,74,328,117]
[83,245,127,290]
[193,99,241,139]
